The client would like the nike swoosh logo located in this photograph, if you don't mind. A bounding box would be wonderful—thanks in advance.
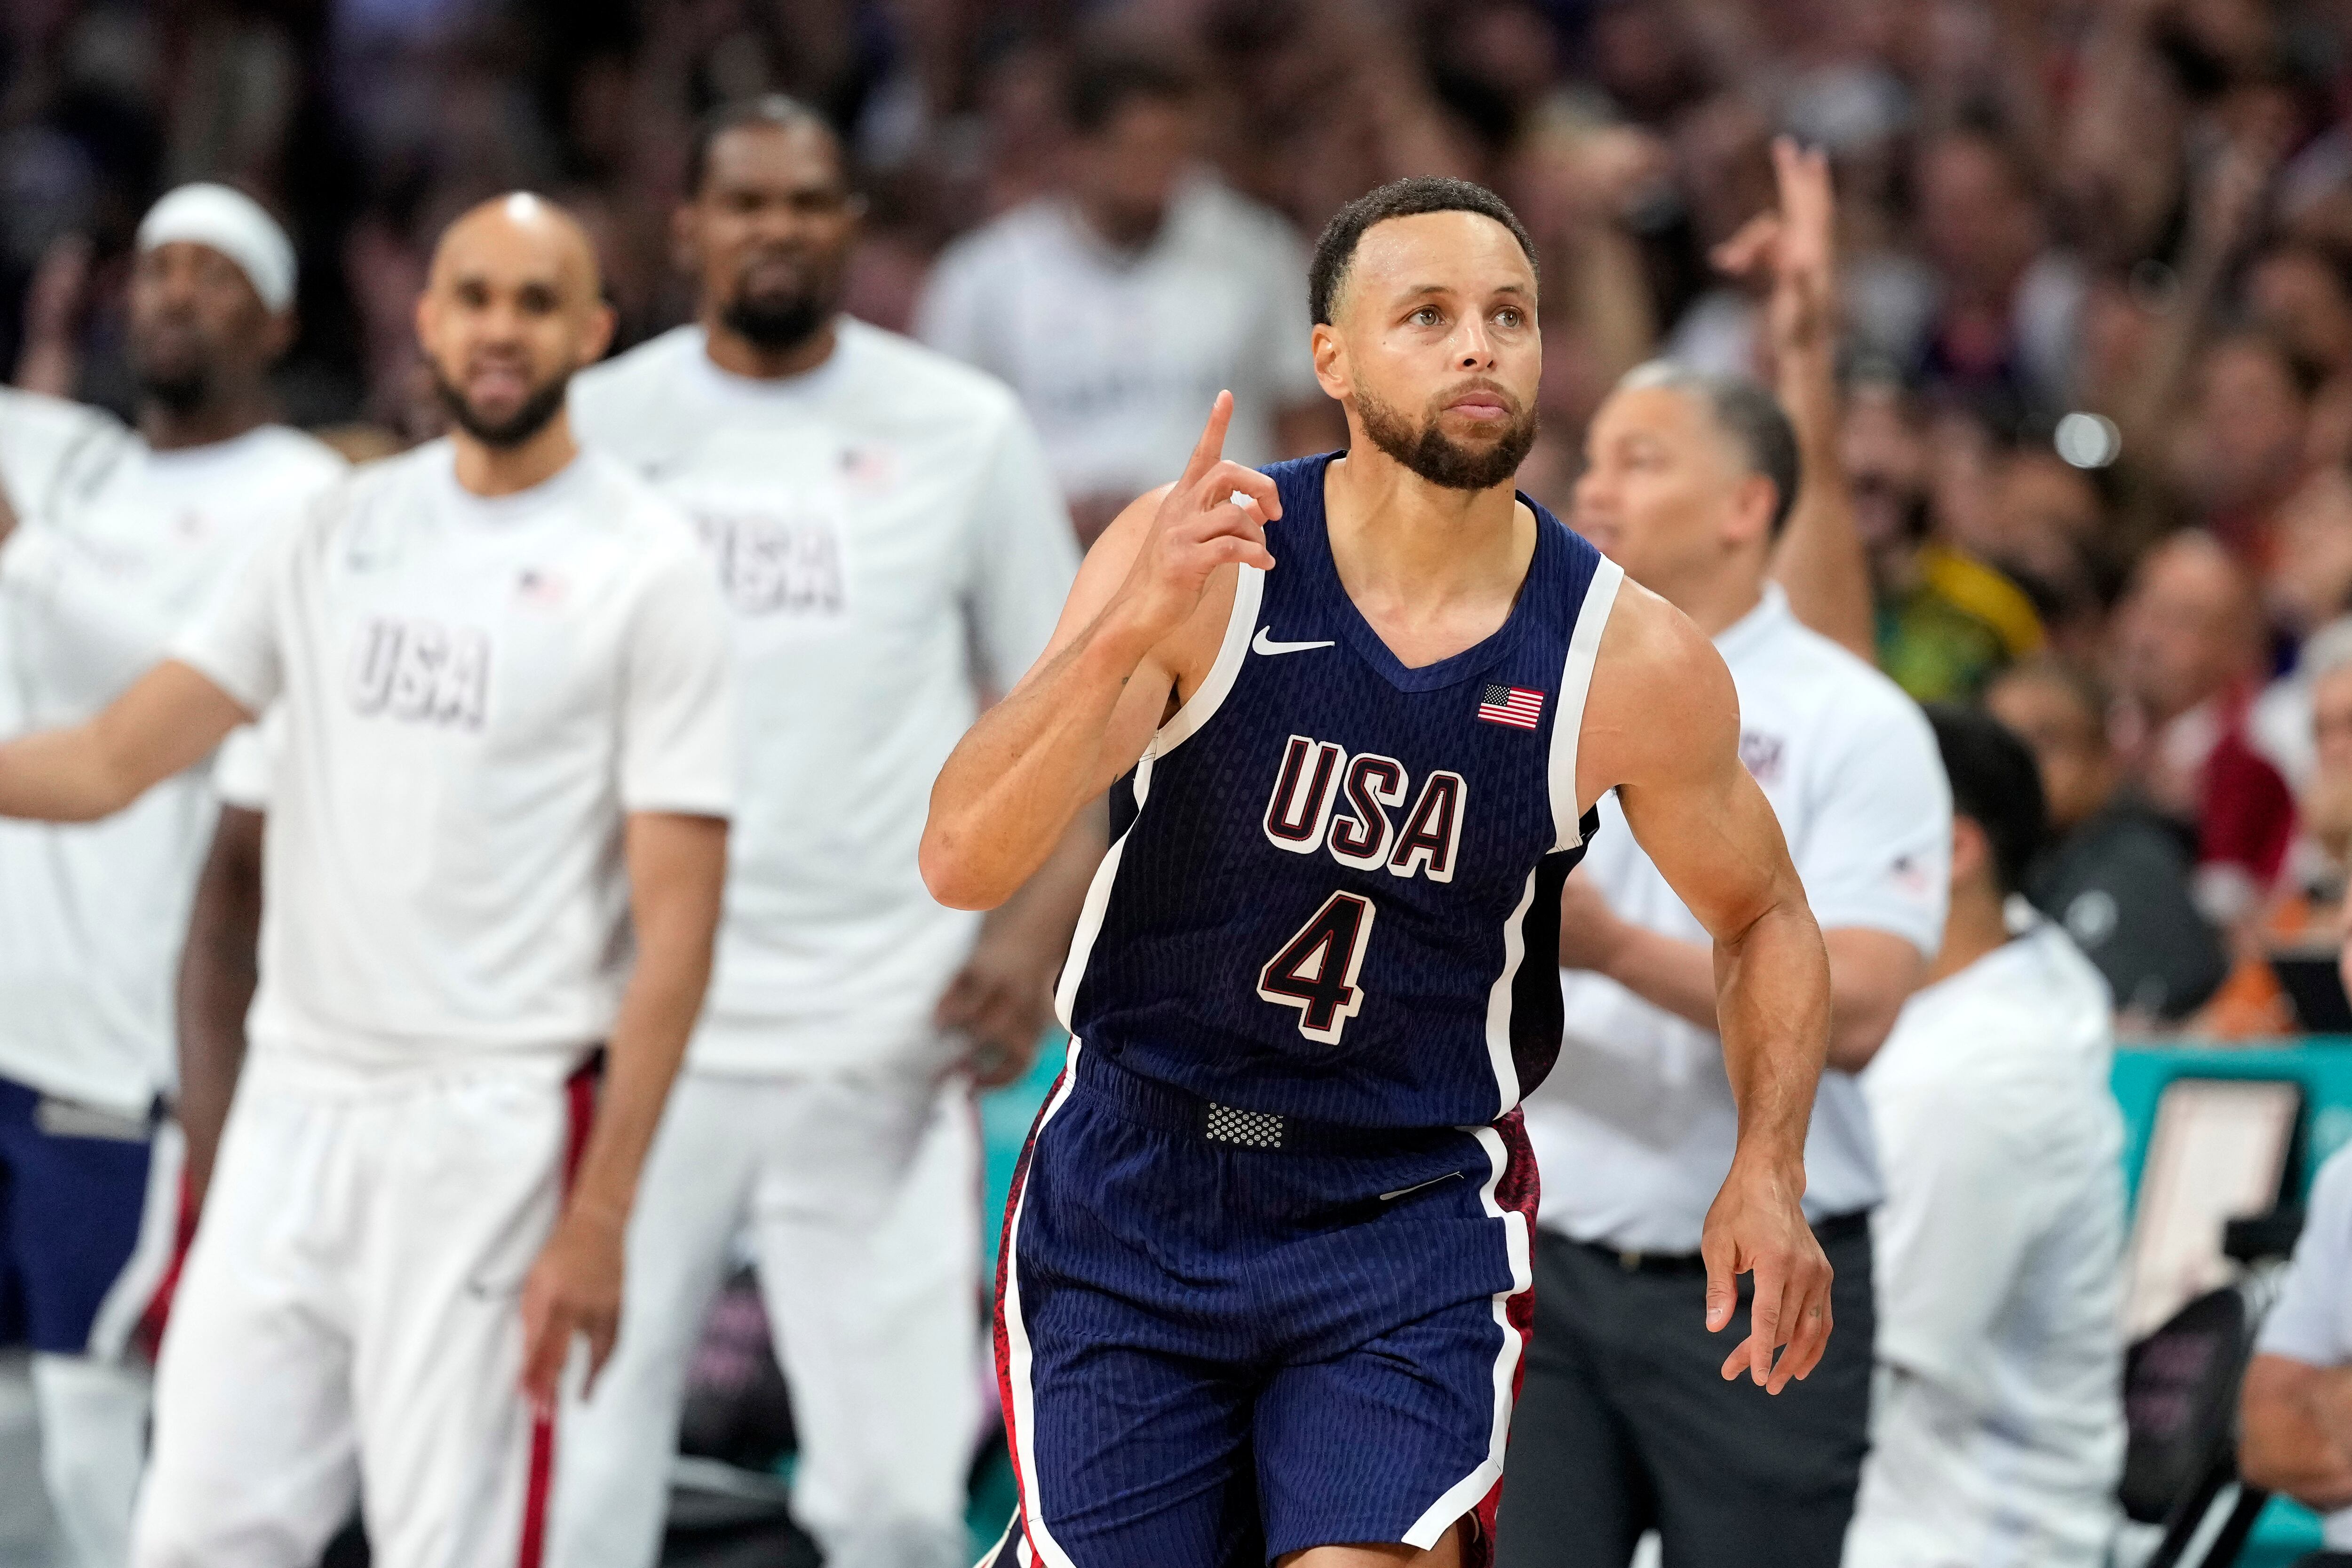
[1379,1172,1464,1202]
[1253,629,1336,656]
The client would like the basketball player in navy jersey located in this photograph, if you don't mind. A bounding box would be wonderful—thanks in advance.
[923,177,1837,1568]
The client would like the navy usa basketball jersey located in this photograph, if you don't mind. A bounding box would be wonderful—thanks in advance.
[1056,452,1624,1130]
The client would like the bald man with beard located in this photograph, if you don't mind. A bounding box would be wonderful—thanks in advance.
[0,193,737,1568]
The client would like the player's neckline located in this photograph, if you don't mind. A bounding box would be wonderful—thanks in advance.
[1298,452,1549,693]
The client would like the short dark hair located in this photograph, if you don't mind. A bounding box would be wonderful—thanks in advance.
[1308,177,1540,327]
[685,94,837,198]
[1926,703,2048,897]
[1617,361,1803,537]
[1065,51,1194,136]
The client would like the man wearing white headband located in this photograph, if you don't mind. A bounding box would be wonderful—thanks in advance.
[0,181,342,1568]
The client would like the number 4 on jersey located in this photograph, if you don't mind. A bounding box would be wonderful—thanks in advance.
[1256,891,1377,1044]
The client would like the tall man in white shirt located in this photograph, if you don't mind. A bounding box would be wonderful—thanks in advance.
[1497,364,1949,1568]
[914,50,1339,543]
[0,185,344,1568]
[1846,705,2124,1568]
[0,192,735,1568]
[556,99,1086,1568]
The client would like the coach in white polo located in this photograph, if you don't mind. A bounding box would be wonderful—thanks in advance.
[1495,363,1949,1568]
[557,100,1083,1568]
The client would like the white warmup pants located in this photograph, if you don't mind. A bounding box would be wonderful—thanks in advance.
[31,1115,182,1568]
[552,1068,982,1568]
[32,1353,151,1568]
[131,1057,591,1568]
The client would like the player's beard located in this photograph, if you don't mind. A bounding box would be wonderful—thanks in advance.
[721,286,829,352]
[136,364,213,416]
[429,361,572,450]
[1356,382,1538,492]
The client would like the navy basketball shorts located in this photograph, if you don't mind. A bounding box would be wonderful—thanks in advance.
[985,1041,1538,1568]
[0,1075,180,1359]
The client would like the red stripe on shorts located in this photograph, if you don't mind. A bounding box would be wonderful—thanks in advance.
[516,1059,602,1568]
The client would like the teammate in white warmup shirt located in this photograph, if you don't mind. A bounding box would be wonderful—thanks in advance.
[0,193,734,1568]
[0,185,343,1568]
[558,98,1086,1568]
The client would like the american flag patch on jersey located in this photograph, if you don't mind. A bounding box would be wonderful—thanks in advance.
[1477,684,1545,730]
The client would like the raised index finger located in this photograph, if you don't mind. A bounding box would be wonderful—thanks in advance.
[1180,391,1237,489]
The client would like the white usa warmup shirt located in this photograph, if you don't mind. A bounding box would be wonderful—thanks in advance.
[0,422,343,1114]
[170,441,734,1074]
[914,173,1322,504]
[2257,1143,2352,1548]
[0,387,128,522]
[568,321,1078,1073]
[1523,584,1950,1252]
[1847,915,2126,1568]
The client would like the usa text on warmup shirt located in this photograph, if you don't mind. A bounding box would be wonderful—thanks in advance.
[0,420,344,1115]
[1522,584,1950,1252]
[914,173,1323,504]
[1848,915,2126,1568]
[567,321,1078,1073]
[168,441,735,1074]
[2257,1143,2352,1548]
[1057,453,1622,1130]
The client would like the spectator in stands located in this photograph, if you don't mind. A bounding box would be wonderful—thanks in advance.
[913,48,1339,543]
[1841,372,2043,700]
[2248,242,2352,468]
[2109,532,2297,931]
[2241,1142,2352,1551]
[1848,705,2126,1568]
[1986,659,2229,1023]
[1911,126,2083,426]
[2170,331,2319,564]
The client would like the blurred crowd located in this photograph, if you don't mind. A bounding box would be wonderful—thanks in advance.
[12,0,2352,1035]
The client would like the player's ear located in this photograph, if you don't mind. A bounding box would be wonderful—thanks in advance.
[1725,470,1776,549]
[1312,321,1349,402]
[582,300,617,366]
[670,202,700,279]
[1949,815,1990,891]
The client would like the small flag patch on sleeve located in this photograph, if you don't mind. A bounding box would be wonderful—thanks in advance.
[1477,684,1545,730]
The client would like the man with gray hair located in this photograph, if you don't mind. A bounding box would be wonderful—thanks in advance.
[0,183,344,1568]
[1496,188,1949,1562]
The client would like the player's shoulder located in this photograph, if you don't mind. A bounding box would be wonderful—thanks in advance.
[568,326,698,430]
[245,423,351,487]
[0,386,122,448]
[569,447,704,555]
[835,318,1025,424]
[1751,598,1932,744]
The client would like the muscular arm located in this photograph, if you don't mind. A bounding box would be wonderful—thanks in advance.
[1576,582,1835,1393]
[2242,1356,2352,1511]
[0,660,250,820]
[175,804,264,1215]
[1562,907,1922,1072]
[922,394,1280,911]
[518,809,727,1406]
